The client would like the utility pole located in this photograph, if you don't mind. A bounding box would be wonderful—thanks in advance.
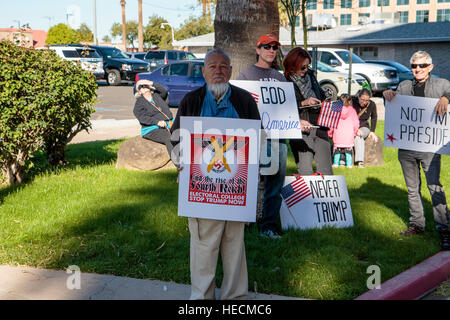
[93,0,98,44]
[138,0,143,51]
[121,0,127,51]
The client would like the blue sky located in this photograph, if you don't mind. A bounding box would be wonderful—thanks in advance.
[0,0,205,40]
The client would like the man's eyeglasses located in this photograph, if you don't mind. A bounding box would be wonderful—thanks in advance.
[411,63,431,69]
[259,44,279,51]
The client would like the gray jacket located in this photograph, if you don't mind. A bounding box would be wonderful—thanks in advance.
[396,76,450,100]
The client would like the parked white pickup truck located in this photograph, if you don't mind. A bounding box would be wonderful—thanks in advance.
[309,48,399,93]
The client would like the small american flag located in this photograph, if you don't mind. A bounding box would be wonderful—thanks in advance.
[249,92,259,104]
[281,177,312,208]
[317,100,343,129]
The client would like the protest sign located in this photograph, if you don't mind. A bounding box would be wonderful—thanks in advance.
[230,80,302,139]
[384,94,449,155]
[177,116,261,222]
[280,175,354,230]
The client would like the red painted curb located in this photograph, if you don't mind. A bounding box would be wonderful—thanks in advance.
[355,251,450,300]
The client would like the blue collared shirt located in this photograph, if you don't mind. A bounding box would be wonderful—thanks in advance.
[200,85,239,119]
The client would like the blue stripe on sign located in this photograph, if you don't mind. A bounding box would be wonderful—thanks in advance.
[280,184,295,200]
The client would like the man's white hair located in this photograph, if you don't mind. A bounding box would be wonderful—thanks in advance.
[410,51,432,64]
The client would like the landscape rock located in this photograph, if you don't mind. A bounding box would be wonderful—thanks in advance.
[116,136,175,171]
[364,135,383,166]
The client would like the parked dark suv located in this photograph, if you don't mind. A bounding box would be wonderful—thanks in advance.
[144,49,197,71]
[89,45,150,86]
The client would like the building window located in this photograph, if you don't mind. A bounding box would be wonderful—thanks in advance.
[307,0,317,10]
[399,11,409,23]
[341,0,352,8]
[358,13,370,24]
[438,0,450,2]
[340,14,352,25]
[417,0,429,3]
[354,47,378,59]
[324,0,335,9]
[359,0,370,7]
[416,10,429,22]
[378,0,389,5]
[397,0,409,5]
[437,9,450,21]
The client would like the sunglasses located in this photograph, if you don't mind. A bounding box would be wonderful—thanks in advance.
[411,63,431,69]
[138,84,151,90]
[260,44,279,51]
[298,65,308,71]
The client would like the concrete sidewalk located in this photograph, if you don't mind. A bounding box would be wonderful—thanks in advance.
[0,265,300,300]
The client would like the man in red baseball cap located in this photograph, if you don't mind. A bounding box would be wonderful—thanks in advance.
[237,33,287,240]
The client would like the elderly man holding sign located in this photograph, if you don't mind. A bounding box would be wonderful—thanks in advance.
[171,49,261,299]
[383,51,450,251]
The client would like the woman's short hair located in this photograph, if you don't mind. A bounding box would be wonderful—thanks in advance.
[283,47,312,79]
[357,88,372,98]
[410,51,432,64]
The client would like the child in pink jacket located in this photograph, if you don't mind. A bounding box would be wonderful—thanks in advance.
[328,94,360,168]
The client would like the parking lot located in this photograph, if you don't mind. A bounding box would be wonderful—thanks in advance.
[92,80,385,122]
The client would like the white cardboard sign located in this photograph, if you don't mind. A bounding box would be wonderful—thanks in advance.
[384,94,450,155]
[177,116,261,222]
[280,175,354,230]
[230,80,302,139]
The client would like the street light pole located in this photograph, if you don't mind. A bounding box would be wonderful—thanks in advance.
[93,0,98,44]
[161,23,175,47]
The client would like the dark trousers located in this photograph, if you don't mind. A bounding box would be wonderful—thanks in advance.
[398,149,449,230]
[143,128,173,158]
[290,129,333,176]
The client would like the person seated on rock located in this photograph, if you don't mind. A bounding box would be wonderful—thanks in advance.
[352,88,379,168]
[133,79,174,157]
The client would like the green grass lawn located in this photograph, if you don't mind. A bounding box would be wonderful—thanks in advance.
[0,121,448,299]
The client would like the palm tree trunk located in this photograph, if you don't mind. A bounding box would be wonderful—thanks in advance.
[138,0,144,51]
[214,0,279,79]
[121,0,127,50]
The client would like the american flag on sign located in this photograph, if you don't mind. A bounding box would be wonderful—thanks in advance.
[249,92,259,104]
[280,177,312,208]
[317,100,344,129]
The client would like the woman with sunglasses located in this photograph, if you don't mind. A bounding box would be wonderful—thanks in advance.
[383,51,450,251]
[283,47,333,176]
[133,79,174,157]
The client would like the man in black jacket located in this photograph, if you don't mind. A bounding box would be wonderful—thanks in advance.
[170,49,260,300]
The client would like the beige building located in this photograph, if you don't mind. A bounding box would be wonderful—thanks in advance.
[302,1,450,26]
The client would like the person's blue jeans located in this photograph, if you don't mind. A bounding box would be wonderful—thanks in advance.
[259,139,287,233]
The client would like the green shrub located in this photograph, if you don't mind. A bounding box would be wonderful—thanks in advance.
[0,40,97,185]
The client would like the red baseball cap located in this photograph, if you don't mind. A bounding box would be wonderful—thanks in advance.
[256,34,281,47]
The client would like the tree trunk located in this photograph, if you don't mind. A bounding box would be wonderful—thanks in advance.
[138,0,144,51]
[45,135,68,166]
[4,157,25,185]
[121,0,127,50]
[214,0,280,79]
[301,0,308,50]
[290,18,296,48]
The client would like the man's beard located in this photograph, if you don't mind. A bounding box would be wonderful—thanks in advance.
[208,82,229,99]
